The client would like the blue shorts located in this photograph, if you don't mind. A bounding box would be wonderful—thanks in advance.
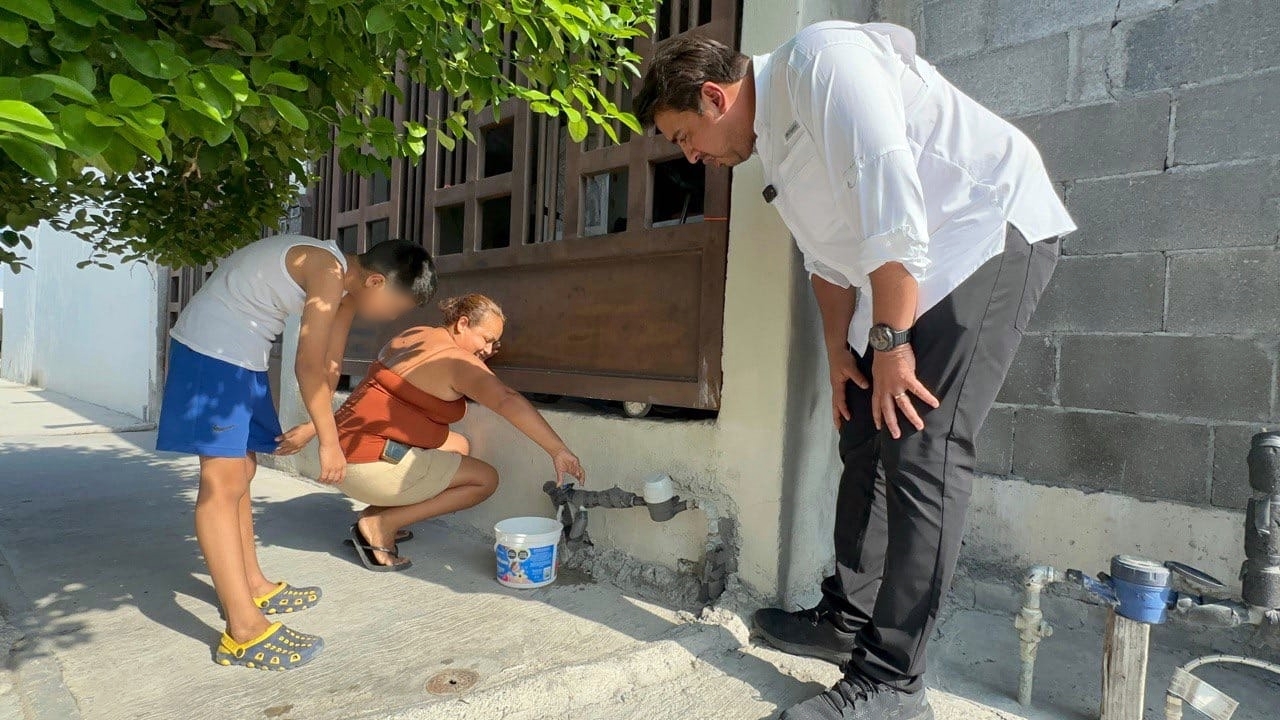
[156,341,282,458]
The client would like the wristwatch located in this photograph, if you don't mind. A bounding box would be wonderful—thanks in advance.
[868,323,912,352]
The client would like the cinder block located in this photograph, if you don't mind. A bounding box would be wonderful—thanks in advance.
[1122,0,1280,93]
[1012,407,1210,503]
[992,0,1117,47]
[1173,71,1280,165]
[1059,335,1275,422]
[998,334,1057,405]
[921,0,987,61]
[1029,254,1165,333]
[1066,161,1280,254]
[939,34,1070,116]
[1213,424,1268,510]
[1014,94,1170,181]
[1070,24,1114,103]
[977,405,1015,475]
[1167,247,1280,335]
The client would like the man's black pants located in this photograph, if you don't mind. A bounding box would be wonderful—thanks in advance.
[820,226,1059,692]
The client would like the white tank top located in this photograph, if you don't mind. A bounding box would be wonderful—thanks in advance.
[170,234,347,371]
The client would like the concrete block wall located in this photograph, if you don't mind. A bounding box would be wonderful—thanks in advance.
[911,0,1280,512]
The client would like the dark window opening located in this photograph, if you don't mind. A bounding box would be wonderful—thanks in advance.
[582,169,629,237]
[437,205,465,255]
[368,171,391,205]
[437,147,468,188]
[651,159,705,227]
[367,218,388,248]
[337,225,358,254]
[480,195,512,250]
[482,122,515,177]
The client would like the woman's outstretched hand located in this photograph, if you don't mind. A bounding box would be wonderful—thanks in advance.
[551,447,585,486]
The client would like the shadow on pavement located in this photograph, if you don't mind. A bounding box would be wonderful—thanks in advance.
[0,431,826,719]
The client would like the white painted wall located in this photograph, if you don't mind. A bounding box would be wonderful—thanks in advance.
[0,222,162,421]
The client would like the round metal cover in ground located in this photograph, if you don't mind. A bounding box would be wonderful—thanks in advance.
[426,669,479,695]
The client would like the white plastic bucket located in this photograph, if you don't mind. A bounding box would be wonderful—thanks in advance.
[494,516,562,589]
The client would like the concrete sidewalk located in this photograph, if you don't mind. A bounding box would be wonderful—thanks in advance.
[0,382,152,438]
[0,389,1274,720]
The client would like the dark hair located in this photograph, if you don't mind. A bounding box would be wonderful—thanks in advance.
[358,239,437,305]
[439,293,505,327]
[633,33,750,128]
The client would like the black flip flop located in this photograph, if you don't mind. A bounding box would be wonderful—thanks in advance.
[348,524,413,572]
[343,528,413,547]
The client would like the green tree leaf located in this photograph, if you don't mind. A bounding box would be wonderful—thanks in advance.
[30,73,95,104]
[85,0,145,21]
[60,56,96,91]
[52,0,103,27]
[0,100,54,130]
[0,137,56,181]
[0,0,53,25]
[0,117,65,147]
[266,95,307,130]
[108,74,153,107]
[58,104,113,155]
[269,35,309,62]
[264,71,308,92]
[189,73,232,116]
[365,5,394,33]
[18,76,55,102]
[0,15,28,47]
[222,25,256,53]
[567,115,588,143]
[115,36,165,79]
[208,65,250,102]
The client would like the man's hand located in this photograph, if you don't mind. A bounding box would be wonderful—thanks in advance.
[551,447,585,487]
[829,347,871,429]
[274,423,317,456]
[871,345,940,439]
[317,441,346,485]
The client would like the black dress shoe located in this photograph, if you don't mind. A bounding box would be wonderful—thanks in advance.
[753,605,858,664]
[780,675,934,720]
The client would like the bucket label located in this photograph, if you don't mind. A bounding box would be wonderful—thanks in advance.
[496,542,556,585]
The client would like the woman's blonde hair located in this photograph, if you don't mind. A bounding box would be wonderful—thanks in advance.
[439,293,505,326]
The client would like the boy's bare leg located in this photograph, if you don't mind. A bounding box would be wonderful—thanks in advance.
[196,456,270,643]
[238,453,278,599]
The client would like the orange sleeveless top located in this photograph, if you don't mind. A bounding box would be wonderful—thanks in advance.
[335,327,472,463]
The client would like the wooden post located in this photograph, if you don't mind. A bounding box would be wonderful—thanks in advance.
[1100,608,1151,720]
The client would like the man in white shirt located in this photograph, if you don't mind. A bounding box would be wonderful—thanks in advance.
[635,21,1074,720]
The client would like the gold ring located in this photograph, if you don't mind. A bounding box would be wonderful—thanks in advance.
[894,392,908,400]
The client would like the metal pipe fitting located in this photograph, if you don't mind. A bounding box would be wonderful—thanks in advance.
[1015,565,1060,706]
[1164,654,1280,720]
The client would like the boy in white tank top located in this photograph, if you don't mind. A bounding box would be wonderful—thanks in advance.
[156,234,436,670]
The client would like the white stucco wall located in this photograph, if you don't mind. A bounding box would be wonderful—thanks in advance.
[0,223,162,420]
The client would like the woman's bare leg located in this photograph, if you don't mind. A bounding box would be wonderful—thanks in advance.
[357,433,471,525]
[356,456,498,566]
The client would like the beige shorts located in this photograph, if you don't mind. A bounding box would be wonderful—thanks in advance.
[340,447,464,507]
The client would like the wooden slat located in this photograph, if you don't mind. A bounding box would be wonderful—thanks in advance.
[1100,610,1150,720]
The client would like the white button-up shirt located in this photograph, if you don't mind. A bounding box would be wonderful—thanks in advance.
[753,21,1076,353]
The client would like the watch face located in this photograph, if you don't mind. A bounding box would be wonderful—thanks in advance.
[869,325,893,351]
